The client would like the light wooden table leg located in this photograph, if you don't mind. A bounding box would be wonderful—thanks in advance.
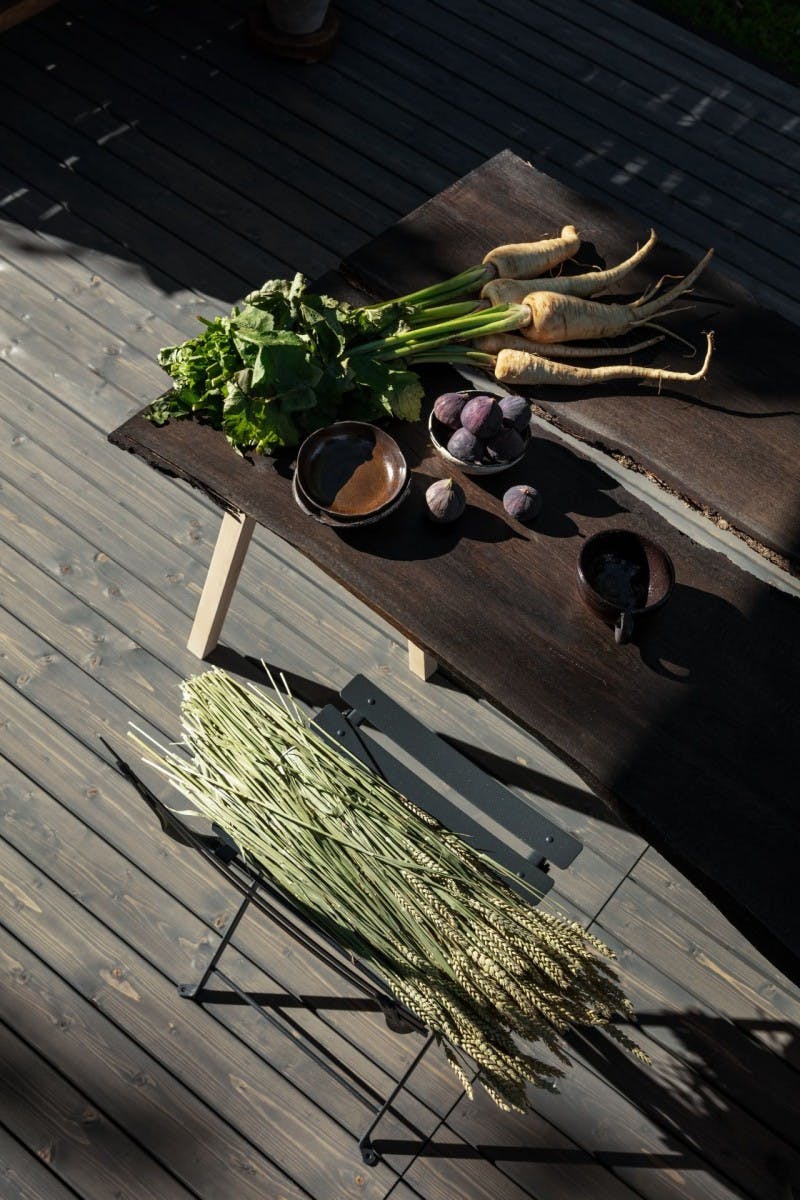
[407,639,437,680]
[187,509,256,658]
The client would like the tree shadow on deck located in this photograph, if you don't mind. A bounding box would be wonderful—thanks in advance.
[372,1013,800,1200]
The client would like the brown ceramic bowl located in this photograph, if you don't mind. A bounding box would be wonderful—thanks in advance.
[294,421,408,518]
[292,469,411,527]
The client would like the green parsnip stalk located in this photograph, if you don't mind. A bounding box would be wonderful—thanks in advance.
[131,669,647,1113]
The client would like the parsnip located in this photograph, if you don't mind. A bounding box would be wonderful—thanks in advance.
[495,332,714,386]
[481,230,657,304]
[475,332,665,357]
[483,225,580,279]
[520,249,714,343]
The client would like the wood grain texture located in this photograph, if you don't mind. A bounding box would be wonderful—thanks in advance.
[333,0,800,292]
[0,927,310,1200]
[588,922,800,1151]
[0,835,399,1199]
[599,878,800,1031]
[0,1025,196,1200]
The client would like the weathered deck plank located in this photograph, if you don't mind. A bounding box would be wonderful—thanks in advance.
[0,1024,198,1200]
[0,834,404,1199]
[0,1124,85,1200]
[0,924,314,1200]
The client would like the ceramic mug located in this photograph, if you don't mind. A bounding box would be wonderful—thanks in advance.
[577,529,675,645]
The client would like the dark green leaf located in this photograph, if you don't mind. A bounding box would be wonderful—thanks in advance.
[348,356,424,422]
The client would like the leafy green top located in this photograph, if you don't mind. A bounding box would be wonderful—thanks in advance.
[148,274,424,452]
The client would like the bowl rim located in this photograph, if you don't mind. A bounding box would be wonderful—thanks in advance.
[292,467,412,527]
[295,420,408,516]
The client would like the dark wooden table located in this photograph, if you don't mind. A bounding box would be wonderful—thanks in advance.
[110,151,800,985]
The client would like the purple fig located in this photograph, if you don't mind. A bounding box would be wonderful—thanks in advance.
[485,426,526,463]
[499,393,531,433]
[425,477,466,523]
[460,394,502,439]
[503,484,542,522]
[446,427,483,463]
[433,391,470,430]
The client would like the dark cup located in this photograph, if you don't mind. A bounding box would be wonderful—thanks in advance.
[577,529,675,645]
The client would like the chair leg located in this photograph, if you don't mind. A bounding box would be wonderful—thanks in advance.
[178,879,258,1000]
[357,1032,436,1165]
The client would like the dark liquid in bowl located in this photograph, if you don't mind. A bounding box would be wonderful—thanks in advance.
[591,553,647,610]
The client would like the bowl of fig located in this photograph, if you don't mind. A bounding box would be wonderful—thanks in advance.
[428,389,531,475]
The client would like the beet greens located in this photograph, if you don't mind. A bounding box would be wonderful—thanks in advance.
[149,274,431,453]
[148,271,521,453]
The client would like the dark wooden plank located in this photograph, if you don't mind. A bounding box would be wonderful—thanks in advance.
[0,181,209,320]
[0,229,195,358]
[574,0,800,114]
[405,0,800,226]
[632,847,800,988]
[339,0,800,277]
[108,358,800,988]
[435,1086,643,1200]
[0,29,372,261]
[0,83,319,292]
[90,0,447,207]
[0,119,237,301]
[0,291,161,409]
[561,1021,800,1200]
[463,0,800,180]
[342,150,800,565]
[443,1027,799,1200]
[599,878,800,1035]
[406,1049,744,1200]
[17,3,400,236]
[0,1025,196,1200]
[0,745,451,1149]
[0,1125,79,1200]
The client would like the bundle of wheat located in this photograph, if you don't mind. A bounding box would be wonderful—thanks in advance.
[131,669,646,1112]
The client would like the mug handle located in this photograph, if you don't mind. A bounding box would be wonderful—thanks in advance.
[615,611,634,645]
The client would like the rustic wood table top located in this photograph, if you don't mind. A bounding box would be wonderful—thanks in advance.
[110,152,800,984]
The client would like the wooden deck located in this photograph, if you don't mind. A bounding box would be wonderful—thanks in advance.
[1,0,800,1196]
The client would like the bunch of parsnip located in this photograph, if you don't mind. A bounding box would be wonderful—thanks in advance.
[379,224,715,388]
[150,226,713,454]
